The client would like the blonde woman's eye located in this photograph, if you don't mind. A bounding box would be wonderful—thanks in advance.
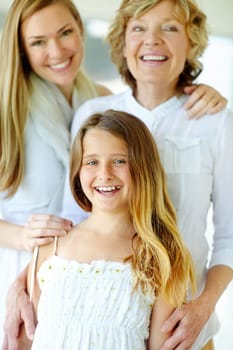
[31,40,44,47]
[62,29,73,37]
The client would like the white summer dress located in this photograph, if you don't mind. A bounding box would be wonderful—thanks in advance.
[31,255,155,350]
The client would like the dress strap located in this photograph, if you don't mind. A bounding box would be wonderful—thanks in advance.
[29,237,58,301]
[53,236,58,255]
[29,246,39,302]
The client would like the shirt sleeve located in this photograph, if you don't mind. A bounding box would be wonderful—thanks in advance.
[209,108,233,270]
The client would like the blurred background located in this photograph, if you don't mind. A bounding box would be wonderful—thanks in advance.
[0,1,233,348]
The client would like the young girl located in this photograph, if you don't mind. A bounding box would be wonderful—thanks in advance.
[27,110,195,349]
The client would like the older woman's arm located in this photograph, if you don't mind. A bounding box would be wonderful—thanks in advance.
[2,266,35,350]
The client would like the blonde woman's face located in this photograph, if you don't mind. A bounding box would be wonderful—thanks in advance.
[123,0,191,95]
[21,3,83,100]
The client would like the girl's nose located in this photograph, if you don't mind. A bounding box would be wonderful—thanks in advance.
[98,164,114,181]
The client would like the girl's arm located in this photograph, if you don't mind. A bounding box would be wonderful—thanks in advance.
[14,240,56,349]
[147,295,174,350]
[2,241,56,350]
[11,242,54,349]
[27,241,55,313]
[184,84,227,118]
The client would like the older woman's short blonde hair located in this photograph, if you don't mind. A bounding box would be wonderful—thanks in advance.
[107,0,208,90]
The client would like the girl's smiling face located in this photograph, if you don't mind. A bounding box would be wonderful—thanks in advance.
[21,3,83,100]
[79,128,131,214]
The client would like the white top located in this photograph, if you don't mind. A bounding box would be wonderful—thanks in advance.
[62,89,233,349]
[31,256,155,350]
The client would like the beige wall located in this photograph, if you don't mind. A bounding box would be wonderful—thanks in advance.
[198,0,233,37]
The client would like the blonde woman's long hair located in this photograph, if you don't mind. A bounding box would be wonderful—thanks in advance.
[107,0,208,91]
[0,0,97,197]
[70,110,195,307]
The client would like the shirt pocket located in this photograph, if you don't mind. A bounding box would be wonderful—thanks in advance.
[163,136,201,174]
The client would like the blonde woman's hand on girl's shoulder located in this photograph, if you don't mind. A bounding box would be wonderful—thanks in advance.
[23,214,73,252]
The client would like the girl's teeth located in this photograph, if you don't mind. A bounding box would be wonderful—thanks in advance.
[97,186,119,192]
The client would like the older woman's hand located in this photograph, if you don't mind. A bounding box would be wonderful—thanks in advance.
[23,214,73,251]
[184,84,227,119]
[2,267,35,350]
[159,296,212,350]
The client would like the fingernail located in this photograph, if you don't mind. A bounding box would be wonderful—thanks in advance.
[28,332,35,340]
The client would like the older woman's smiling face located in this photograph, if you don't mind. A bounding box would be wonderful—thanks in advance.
[123,0,191,95]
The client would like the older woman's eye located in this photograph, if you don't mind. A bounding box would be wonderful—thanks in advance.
[162,25,178,32]
[132,25,144,32]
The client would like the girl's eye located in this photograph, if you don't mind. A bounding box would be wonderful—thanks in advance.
[114,159,127,165]
[162,25,178,32]
[87,160,97,166]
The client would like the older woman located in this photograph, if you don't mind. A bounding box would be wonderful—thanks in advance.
[61,1,233,349]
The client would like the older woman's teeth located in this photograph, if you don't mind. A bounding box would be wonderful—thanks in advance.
[142,55,167,61]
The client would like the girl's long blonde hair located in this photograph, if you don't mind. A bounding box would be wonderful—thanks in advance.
[70,110,195,307]
[0,0,97,197]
